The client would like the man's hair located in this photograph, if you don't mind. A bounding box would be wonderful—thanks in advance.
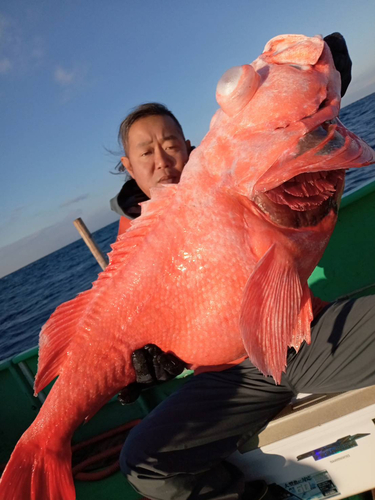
[115,103,185,172]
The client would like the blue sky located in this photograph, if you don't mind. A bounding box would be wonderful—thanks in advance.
[1,1,375,277]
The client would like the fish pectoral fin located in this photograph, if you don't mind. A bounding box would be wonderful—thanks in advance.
[290,283,313,350]
[239,243,307,383]
[34,290,93,394]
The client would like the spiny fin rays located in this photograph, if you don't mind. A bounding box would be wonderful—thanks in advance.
[35,184,178,394]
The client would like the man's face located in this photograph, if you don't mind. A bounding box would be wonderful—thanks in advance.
[121,115,191,197]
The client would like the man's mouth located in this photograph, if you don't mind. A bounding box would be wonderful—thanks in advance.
[254,169,346,227]
[158,176,179,185]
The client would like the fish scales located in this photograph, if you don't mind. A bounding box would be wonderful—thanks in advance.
[1,34,375,500]
[115,181,252,364]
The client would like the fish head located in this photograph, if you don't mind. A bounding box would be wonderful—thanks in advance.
[215,34,338,129]
[208,34,375,229]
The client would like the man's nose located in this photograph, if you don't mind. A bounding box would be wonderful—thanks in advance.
[155,146,172,169]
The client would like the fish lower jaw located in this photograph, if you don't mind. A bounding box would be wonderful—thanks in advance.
[254,169,345,228]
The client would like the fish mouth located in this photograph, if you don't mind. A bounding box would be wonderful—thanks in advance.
[254,169,345,228]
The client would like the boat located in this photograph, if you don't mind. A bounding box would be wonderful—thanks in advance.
[1,177,375,499]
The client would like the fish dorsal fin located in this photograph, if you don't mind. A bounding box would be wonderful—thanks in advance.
[104,183,178,271]
[239,243,311,383]
[34,289,94,394]
[35,184,178,394]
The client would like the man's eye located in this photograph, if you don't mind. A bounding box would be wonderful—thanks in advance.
[141,151,151,157]
[165,144,179,151]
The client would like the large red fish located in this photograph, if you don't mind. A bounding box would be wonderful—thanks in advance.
[1,34,374,500]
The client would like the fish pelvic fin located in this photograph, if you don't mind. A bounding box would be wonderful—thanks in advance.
[0,436,74,500]
[239,243,311,383]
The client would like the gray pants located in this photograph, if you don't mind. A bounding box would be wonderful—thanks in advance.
[120,296,375,499]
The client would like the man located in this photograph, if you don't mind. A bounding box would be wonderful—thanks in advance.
[110,36,374,500]
[110,103,191,236]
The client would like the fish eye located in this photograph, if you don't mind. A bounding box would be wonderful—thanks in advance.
[216,64,260,116]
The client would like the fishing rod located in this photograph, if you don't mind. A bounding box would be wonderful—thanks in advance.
[73,217,108,271]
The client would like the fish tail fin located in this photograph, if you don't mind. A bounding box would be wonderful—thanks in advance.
[240,243,307,384]
[0,434,75,500]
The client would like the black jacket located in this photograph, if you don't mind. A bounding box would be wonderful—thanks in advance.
[110,179,149,219]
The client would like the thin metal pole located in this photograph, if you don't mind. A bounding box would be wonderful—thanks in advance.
[73,218,108,271]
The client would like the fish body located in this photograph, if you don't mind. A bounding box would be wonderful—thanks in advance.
[1,34,375,500]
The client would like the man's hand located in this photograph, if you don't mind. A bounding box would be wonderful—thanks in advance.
[323,32,352,97]
[118,344,186,405]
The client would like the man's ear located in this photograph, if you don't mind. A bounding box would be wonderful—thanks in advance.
[121,156,134,178]
[185,140,192,155]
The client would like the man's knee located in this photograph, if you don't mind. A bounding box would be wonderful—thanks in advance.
[119,430,136,477]
[120,425,150,476]
[119,423,169,480]
[120,426,179,499]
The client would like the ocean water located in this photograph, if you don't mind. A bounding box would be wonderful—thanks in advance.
[0,223,119,362]
[1,93,375,363]
[340,92,375,191]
